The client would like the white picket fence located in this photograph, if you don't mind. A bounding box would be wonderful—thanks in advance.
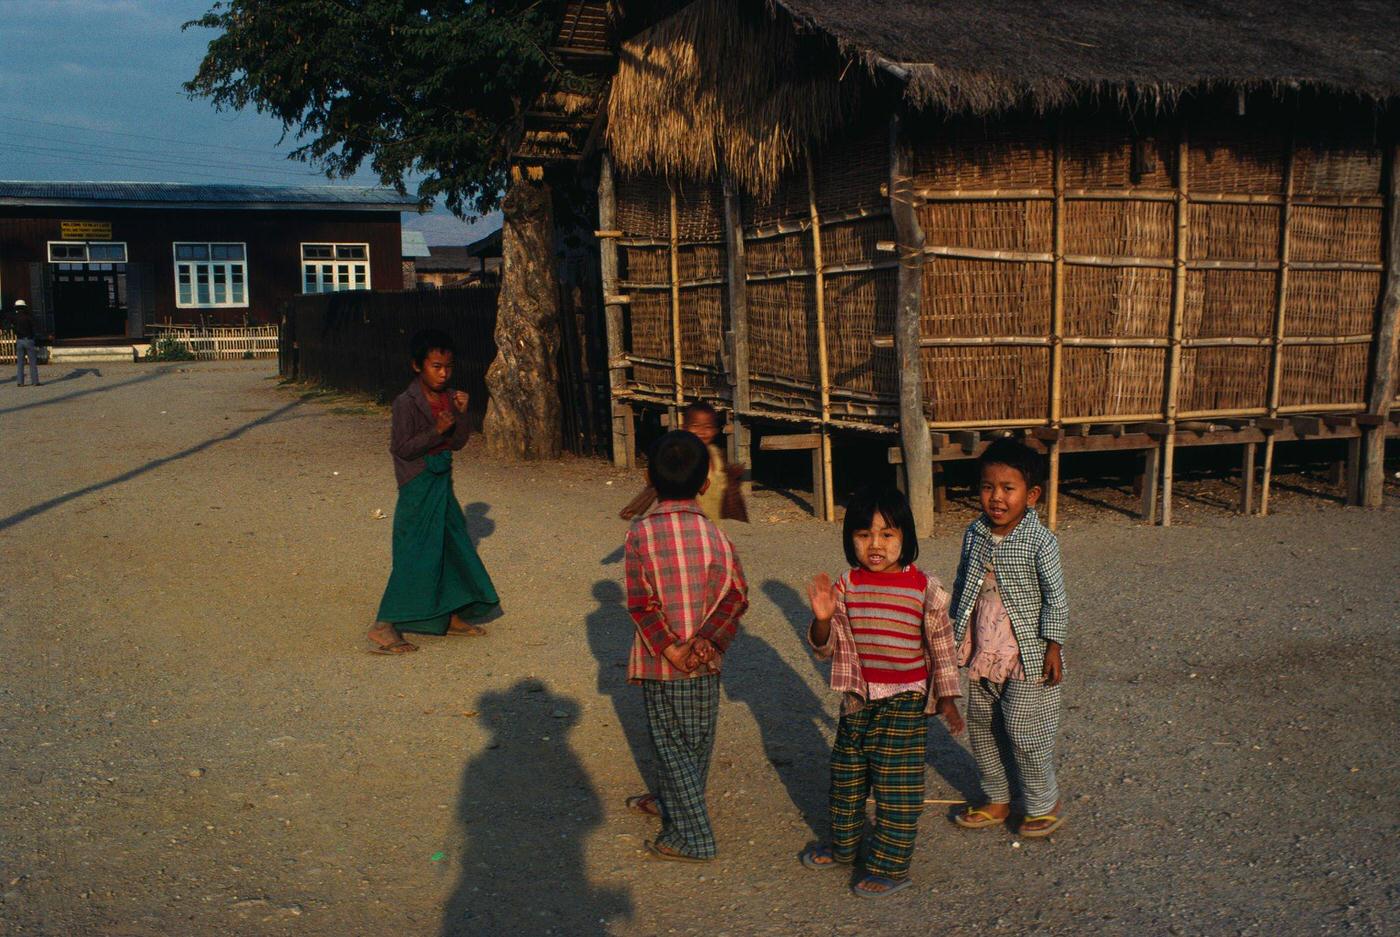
[146,324,280,360]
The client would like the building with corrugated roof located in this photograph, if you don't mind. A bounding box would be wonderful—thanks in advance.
[0,181,416,341]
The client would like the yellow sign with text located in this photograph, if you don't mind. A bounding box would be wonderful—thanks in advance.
[60,220,113,240]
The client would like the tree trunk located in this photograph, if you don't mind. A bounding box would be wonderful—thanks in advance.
[484,168,562,459]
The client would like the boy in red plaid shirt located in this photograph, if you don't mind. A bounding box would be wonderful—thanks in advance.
[623,430,749,861]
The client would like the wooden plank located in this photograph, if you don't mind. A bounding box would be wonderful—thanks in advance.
[722,177,753,470]
[890,114,936,529]
[1032,426,1065,442]
[954,430,981,453]
[597,153,634,469]
[760,433,823,451]
[1363,143,1400,508]
[1290,415,1323,436]
[1240,442,1257,514]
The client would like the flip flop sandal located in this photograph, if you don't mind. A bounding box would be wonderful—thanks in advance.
[799,844,852,870]
[1019,813,1065,838]
[445,624,487,637]
[852,875,913,898]
[625,794,662,818]
[954,808,1006,829]
[644,840,711,863]
[368,639,418,655]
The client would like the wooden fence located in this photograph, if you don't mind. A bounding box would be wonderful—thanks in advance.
[148,324,280,360]
[281,287,500,430]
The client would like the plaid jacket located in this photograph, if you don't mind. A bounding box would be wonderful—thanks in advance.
[625,500,748,683]
[949,509,1068,679]
[807,565,961,716]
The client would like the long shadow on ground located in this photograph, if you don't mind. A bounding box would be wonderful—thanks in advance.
[0,364,174,417]
[440,680,630,936]
[0,397,303,532]
[584,580,653,786]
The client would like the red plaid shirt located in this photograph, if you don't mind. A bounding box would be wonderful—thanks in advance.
[625,500,748,683]
[807,564,961,715]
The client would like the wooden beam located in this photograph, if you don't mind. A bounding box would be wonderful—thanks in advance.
[890,113,936,530]
[1290,415,1323,436]
[1161,122,1190,527]
[807,152,835,522]
[760,433,823,451]
[722,177,753,470]
[597,153,634,469]
[668,184,683,409]
[1261,131,1296,517]
[1140,446,1161,524]
[1240,441,1257,514]
[1363,142,1400,508]
[1046,124,1066,531]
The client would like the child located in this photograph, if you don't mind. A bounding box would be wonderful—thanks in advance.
[950,438,1068,837]
[619,400,747,523]
[802,486,964,898]
[367,329,500,654]
[623,429,748,861]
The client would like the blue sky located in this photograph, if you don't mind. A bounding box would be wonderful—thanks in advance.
[0,0,498,244]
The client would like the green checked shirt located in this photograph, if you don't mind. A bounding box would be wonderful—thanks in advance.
[949,509,1068,679]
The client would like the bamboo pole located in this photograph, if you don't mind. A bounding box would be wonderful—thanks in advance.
[722,176,753,470]
[1047,125,1066,530]
[890,114,936,530]
[1160,123,1190,527]
[806,152,835,521]
[1363,142,1400,508]
[668,184,683,414]
[1260,134,1296,516]
[597,153,635,468]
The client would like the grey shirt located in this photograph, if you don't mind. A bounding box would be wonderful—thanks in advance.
[389,379,472,487]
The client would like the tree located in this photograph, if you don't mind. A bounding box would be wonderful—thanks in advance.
[184,0,583,216]
[187,1,593,459]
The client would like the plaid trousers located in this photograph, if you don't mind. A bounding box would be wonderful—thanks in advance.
[829,691,927,879]
[643,674,720,859]
[966,676,1062,816]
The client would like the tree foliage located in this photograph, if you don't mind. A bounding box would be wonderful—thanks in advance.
[184,1,585,215]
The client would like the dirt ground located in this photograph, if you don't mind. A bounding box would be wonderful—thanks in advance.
[1,361,1397,937]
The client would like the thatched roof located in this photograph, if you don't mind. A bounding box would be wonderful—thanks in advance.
[775,0,1400,113]
[606,0,1400,191]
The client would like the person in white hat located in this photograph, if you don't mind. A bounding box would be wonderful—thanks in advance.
[10,299,40,386]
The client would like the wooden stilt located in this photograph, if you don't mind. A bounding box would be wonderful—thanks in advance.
[1345,436,1363,505]
[810,425,833,521]
[932,463,947,513]
[597,154,634,468]
[1161,123,1190,527]
[1261,133,1296,517]
[1363,143,1400,508]
[1240,441,1257,514]
[807,153,836,521]
[721,178,753,471]
[889,114,936,530]
[1260,436,1276,516]
[1140,447,1160,524]
[1046,126,1066,530]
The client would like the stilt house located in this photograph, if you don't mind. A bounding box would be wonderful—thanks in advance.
[595,0,1400,525]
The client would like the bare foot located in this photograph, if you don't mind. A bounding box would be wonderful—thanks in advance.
[446,613,486,637]
[368,620,409,649]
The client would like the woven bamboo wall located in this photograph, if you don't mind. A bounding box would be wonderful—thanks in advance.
[611,100,1387,432]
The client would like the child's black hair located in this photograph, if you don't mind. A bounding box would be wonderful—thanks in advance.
[842,485,919,568]
[410,328,456,365]
[978,437,1045,490]
[647,430,710,501]
[681,399,720,425]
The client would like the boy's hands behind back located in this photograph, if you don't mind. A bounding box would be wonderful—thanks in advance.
[935,696,965,735]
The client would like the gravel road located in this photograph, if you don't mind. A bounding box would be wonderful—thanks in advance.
[1,361,1396,936]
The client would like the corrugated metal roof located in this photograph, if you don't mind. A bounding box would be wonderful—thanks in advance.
[415,246,478,272]
[401,229,432,258]
[0,181,418,210]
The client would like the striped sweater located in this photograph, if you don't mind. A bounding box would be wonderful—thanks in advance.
[846,567,931,688]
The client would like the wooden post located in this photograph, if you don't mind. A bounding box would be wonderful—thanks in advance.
[1139,446,1161,524]
[933,463,947,513]
[1363,143,1400,508]
[889,114,937,530]
[1240,441,1257,514]
[669,183,683,413]
[598,154,634,468]
[807,152,835,521]
[1261,134,1297,515]
[1160,123,1190,526]
[1047,125,1066,530]
[722,177,753,470]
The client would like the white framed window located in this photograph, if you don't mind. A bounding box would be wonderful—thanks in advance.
[47,241,128,263]
[173,242,248,308]
[300,243,370,293]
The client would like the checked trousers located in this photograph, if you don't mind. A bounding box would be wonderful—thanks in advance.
[966,676,1062,816]
[829,691,927,879]
[642,673,720,859]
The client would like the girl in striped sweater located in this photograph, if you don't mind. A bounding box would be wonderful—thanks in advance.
[801,486,964,898]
